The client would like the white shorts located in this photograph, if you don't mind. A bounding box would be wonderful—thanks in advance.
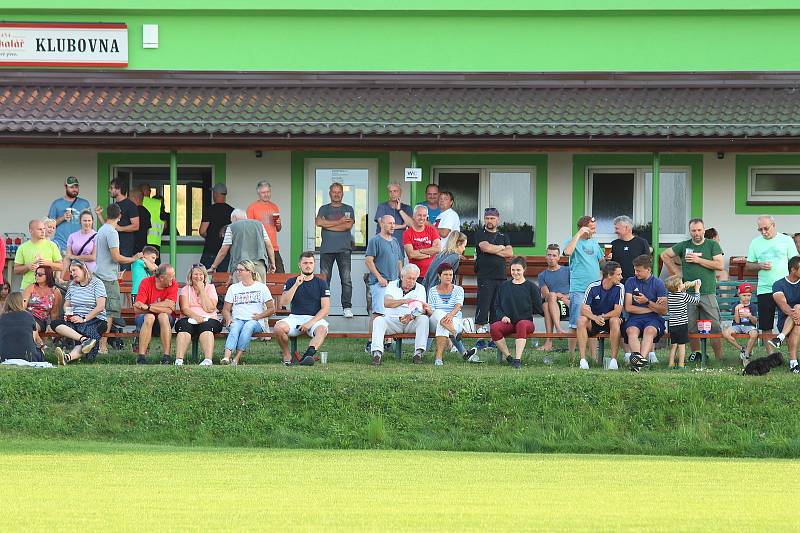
[278,315,329,337]
[430,309,464,338]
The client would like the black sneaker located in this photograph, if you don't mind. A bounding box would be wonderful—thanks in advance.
[136,356,147,365]
[299,355,315,366]
[412,353,423,364]
[629,352,645,372]
[510,359,521,369]
[371,354,382,366]
[79,337,97,354]
[791,364,800,374]
[462,347,478,361]
[688,351,701,363]
[769,337,783,350]
[364,342,372,354]
[505,355,514,365]
[160,354,171,365]
[302,346,317,360]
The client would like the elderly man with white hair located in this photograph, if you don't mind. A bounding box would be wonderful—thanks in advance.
[370,263,432,366]
[609,215,650,282]
[209,208,276,280]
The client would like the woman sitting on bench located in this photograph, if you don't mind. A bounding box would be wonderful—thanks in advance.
[51,260,106,365]
[0,292,46,363]
[221,260,275,366]
[174,264,223,366]
[427,262,480,365]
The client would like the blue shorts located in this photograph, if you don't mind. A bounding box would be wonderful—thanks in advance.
[625,314,666,341]
[370,283,388,315]
[568,291,586,329]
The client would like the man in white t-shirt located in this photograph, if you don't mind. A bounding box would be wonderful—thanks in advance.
[370,263,431,366]
[434,190,461,250]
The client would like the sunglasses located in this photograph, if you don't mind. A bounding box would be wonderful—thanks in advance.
[35,271,46,276]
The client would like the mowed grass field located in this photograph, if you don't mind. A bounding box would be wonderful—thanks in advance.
[3,438,800,532]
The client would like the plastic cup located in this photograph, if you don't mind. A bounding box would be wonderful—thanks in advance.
[64,306,74,319]
[320,351,328,365]
[603,244,612,258]
[272,212,280,224]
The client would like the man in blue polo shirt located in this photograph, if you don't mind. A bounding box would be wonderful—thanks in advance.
[273,251,331,366]
[576,261,624,370]
[624,254,668,371]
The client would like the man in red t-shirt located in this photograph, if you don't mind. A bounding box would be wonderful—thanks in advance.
[134,263,178,364]
[246,180,284,273]
[403,205,441,280]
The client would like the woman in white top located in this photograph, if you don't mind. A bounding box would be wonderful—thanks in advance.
[427,263,479,365]
[221,260,275,366]
[174,264,222,366]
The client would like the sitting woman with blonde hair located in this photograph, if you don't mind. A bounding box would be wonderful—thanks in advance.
[221,260,275,365]
[174,264,223,366]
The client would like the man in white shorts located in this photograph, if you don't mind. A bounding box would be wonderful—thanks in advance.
[274,252,330,366]
[370,263,431,366]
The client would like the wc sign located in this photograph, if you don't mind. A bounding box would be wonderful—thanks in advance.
[0,22,128,67]
[404,168,422,182]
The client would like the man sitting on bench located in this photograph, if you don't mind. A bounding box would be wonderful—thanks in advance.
[624,254,668,371]
[133,263,178,365]
[274,251,330,366]
[576,261,624,370]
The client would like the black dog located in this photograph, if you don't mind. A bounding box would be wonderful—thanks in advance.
[743,352,784,376]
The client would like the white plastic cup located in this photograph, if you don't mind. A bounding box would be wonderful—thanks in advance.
[64,305,74,318]
[320,351,328,365]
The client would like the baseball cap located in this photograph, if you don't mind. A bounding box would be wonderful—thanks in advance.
[65,176,79,186]
[738,282,753,295]
[211,183,227,195]
[577,215,596,228]
[484,207,500,217]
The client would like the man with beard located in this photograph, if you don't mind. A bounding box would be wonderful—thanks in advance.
[474,208,513,339]
[48,176,91,252]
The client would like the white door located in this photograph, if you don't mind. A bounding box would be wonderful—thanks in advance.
[304,158,378,316]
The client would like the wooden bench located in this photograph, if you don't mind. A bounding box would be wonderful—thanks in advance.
[457,255,569,306]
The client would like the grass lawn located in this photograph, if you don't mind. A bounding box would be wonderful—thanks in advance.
[3,438,799,531]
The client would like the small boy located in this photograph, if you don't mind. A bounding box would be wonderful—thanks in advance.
[665,275,701,368]
[131,245,159,299]
[722,282,759,365]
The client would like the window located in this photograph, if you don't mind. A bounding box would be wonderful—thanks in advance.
[748,167,800,204]
[588,167,690,243]
[112,165,212,242]
[434,167,535,246]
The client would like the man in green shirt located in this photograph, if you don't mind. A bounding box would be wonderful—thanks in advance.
[13,219,63,289]
[746,215,798,337]
[661,218,725,361]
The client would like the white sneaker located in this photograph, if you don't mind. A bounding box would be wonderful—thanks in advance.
[199,359,213,366]
[434,359,444,366]
[343,308,354,318]
[174,359,184,366]
[648,352,658,364]
[608,358,618,370]
[579,358,589,370]
[467,353,483,364]
[450,346,460,353]
[476,324,490,334]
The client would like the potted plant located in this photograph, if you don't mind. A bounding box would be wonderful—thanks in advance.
[498,221,535,246]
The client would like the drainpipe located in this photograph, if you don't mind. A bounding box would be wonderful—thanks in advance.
[169,150,178,267]
[652,152,660,276]
[410,151,418,206]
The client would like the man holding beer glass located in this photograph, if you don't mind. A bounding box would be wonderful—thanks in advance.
[247,180,285,273]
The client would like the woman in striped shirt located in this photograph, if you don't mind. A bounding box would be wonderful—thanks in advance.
[51,260,107,365]
[427,263,479,366]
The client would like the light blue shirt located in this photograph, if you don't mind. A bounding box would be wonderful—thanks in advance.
[48,196,91,250]
[563,237,603,293]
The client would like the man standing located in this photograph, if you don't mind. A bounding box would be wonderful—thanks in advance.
[563,215,604,335]
[576,261,624,370]
[94,204,142,353]
[370,263,431,366]
[200,184,234,272]
[129,189,151,256]
[403,205,440,281]
[746,215,797,339]
[48,176,91,252]
[660,218,725,361]
[366,215,404,318]
[418,183,441,223]
[14,219,63,289]
[610,215,650,281]
[96,178,139,266]
[209,209,276,280]
[374,182,413,245]
[474,208,513,335]
[274,252,330,366]
[139,183,166,254]
[537,243,571,352]
[315,182,355,318]
[434,191,460,248]
[133,263,178,365]
[624,255,668,369]
[246,180,285,273]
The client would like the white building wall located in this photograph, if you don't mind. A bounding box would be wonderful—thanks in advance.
[545,152,575,248]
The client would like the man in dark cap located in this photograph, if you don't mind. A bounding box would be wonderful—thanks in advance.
[199,183,234,271]
[474,207,514,341]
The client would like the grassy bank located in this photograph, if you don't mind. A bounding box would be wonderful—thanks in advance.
[2,353,799,457]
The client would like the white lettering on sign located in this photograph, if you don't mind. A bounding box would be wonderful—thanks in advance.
[0,23,128,67]
[404,168,422,182]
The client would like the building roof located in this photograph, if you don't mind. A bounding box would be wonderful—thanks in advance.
[2,71,800,147]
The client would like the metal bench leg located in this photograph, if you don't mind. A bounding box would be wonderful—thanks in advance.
[598,337,605,366]
[191,337,199,363]
[290,337,298,358]
[700,337,707,370]
[395,338,402,361]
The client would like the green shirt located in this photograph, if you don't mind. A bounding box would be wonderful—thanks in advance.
[671,238,723,295]
[14,239,62,289]
[746,233,797,295]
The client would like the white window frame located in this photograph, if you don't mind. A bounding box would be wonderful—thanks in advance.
[587,165,690,243]
[748,166,800,203]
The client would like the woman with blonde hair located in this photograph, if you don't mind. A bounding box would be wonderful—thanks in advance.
[423,230,468,294]
[0,292,45,362]
[42,217,57,241]
[51,260,106,365]
[174,264,223,366]
[221,259,275,365]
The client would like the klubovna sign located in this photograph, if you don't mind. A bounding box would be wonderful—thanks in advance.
[0,22,128,67]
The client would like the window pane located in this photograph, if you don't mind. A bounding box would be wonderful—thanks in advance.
[590,172,634,234]
[437,171,478,229]
[314,168,368,251]
[489,171,534,246]
[753,172,800,193]
[644,171,689,236]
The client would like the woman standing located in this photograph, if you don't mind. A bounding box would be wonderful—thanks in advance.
[65,210,98,273]
[174,264,223,366]
[22,264,62,336]
[490,256,543,369]
[427,263,479,365]
[51,260,106,365]
[422,230,467,294]
[221,260,275,366]
[0,292,45,362]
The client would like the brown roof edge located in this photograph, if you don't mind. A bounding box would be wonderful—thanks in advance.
[3,70,800,88]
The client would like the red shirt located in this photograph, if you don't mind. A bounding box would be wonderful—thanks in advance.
[403,224,440,277]
[136,276,179,316]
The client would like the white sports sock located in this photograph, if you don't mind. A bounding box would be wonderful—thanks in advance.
[791,359,798,369]
[778,333,786,341]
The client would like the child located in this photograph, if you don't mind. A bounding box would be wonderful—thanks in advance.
[721,282,759,365]
[131,245,159,299]
[665,275,701,368]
